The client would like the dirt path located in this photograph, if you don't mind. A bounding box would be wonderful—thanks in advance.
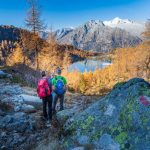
[22,86,100,111]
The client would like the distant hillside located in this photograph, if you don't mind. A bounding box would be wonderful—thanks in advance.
[0,25,100,70]
[55,19,142,52]
[0,25,21,42]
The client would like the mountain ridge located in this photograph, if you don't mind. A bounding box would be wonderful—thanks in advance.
[55,17,145,38]
[55,18,142,52]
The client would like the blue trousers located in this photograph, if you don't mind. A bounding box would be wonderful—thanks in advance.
[53,92,64,111]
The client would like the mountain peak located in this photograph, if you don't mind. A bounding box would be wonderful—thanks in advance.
[110,17,134,24]
[103,17,144,36]
[85,20,105,27]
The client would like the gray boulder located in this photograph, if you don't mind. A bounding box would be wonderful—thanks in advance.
[0,112,35,132]
[0,70,12,79]
[21,104,36,113]
[20,94,42,105]
[63,78,150,149]
[14,104,36,113]
[57,108,78,126]
[0,84,23,95]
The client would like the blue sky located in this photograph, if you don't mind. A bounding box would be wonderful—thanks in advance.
[0,0,150,29]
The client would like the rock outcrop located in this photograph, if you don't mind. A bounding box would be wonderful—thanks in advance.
[61,78,150,149]
[0,73,47,150]
[0,70,12,79]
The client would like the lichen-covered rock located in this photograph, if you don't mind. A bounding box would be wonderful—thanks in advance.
[77,135,90,145]
[94,134,120,150]
[63,78,150,149]
[56,108,78,126]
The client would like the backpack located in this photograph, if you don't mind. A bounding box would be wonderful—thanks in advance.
[37,77,51,98]
[55,77,65,95]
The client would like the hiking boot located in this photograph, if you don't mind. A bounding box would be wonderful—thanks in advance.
[46,120,52,127]
[42,117,48,122]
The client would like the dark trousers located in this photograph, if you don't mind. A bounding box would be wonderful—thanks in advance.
[53,93,64,111]
[42,95,52,120]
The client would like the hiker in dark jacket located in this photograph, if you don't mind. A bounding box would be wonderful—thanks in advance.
[48,72,55,109]
[48,74,53,92]
[52,68,67,113]
[37,71,52,125]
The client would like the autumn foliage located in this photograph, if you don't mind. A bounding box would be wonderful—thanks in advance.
[2,19,150,95]
[3,39,150,95]
[63,43,150,95]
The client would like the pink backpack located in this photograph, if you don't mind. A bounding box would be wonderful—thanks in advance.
[37,77,51,98]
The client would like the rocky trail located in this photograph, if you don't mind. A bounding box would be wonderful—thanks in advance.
[0,71,150,150]
[35,78,150,150]
[0,71,99,150]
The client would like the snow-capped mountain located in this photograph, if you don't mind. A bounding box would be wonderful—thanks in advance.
[55,19,142,52]
[104,17,145,37]
[41,27,74,39]
[54,27,74,39]
[104,17,135,25]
